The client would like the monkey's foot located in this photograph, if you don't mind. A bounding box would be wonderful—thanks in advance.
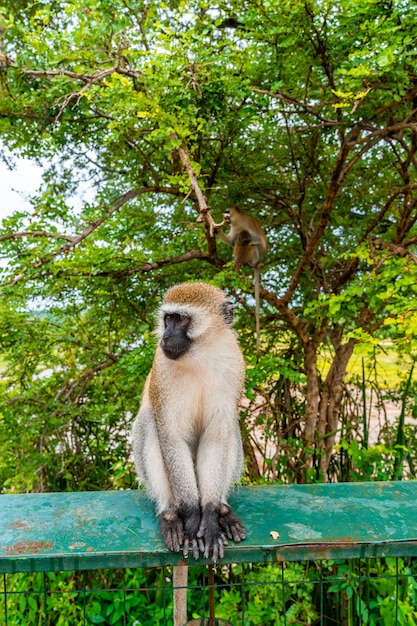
[160,506,203,560]
[197,503,228,563]
[219,503,246,543]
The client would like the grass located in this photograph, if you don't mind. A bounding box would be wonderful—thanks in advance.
[319,342,416,388]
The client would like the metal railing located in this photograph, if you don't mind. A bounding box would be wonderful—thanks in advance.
[2,482,417,625]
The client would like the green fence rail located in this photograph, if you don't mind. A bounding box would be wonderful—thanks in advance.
[2,482,417,624]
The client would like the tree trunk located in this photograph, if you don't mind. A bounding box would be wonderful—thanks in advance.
[317,339,356,476]
[303,341,321,445]
[302,341,321,481]
[243,438,261,481]
[302,334,356,480]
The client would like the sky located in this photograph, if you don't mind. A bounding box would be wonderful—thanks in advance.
[0,157,43,222]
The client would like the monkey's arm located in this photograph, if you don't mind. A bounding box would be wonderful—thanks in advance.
[216,229,235,247]
[156,428,203,557]
[195,414,246,561]
[132,404,202,559]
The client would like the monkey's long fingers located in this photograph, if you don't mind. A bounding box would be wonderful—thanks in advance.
[230,523,246,543]
[219,506,246,543]
[191,538,200,561]
[220,517,246,542]
[209,536,227,563]
[164,530,180,552]
[168,527,184,552]
[182,537,201,561]
[198,536,205,554]
[202,532,227,561]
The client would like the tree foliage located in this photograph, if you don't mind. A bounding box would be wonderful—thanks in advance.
[1,0,417,490]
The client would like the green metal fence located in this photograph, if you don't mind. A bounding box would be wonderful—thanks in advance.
[2,482,417,625]
[3,557,417,625]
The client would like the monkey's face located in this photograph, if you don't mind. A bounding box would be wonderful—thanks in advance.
[224,206,242,225]
[160,313,192,360]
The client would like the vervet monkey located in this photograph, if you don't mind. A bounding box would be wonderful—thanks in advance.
[132,282,246,563]
[217,206,268,358]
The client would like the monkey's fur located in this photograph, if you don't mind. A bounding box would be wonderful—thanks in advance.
[132,282,246,562]
[217,206,268,357]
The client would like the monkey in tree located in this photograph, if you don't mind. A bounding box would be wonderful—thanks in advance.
[217,206,268,358]
[131,282,246,563]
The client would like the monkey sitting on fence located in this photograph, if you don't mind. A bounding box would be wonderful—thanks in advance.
[131,282,246,563]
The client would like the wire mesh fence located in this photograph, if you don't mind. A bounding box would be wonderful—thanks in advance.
[2,556,417,625]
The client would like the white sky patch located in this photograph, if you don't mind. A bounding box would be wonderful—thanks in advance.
[0,153,97,225]
[0,158,43,221]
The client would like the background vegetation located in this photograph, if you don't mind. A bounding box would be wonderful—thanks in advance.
[1,0,417,490]
[1,0,417,622]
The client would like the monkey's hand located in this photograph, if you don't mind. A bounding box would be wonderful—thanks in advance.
[160,506,203,561]
[180,503,204,561]
[219,503,246,543]
[197,503,228,563]
[160,509,184,554]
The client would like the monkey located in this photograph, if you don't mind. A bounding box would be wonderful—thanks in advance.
[131,282,246,563]
[218,17,242,29]
[216,206,268,358]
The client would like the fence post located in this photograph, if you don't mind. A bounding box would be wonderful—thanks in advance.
[173,565,188,626]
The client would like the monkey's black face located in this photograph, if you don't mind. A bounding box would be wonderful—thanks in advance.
[161,313,192,360]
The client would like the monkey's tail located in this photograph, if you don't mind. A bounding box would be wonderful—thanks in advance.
[254,266,261,360]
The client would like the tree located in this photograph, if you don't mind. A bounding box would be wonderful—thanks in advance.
[0,0,417,489]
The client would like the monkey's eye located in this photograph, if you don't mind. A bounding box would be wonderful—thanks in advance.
[179,315,191,329]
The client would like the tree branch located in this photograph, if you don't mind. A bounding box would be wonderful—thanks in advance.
[0,231,73,242]
[353,122,417,146]
[4,186,180,284]
[54,352,125,404]
[22,65,143,83]
[259,284,310,346]
[252,87,337,126]
[22,65,144,121]
[35,187,178,263]
[281,125,361,305]
[170,133,226,237]
[98,249,223,276]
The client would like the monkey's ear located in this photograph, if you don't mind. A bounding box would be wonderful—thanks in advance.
[221,300,235,325]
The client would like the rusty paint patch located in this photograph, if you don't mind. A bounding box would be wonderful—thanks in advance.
[3,541,54,555]
[7,520,29,529]
[69,542,86,550]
